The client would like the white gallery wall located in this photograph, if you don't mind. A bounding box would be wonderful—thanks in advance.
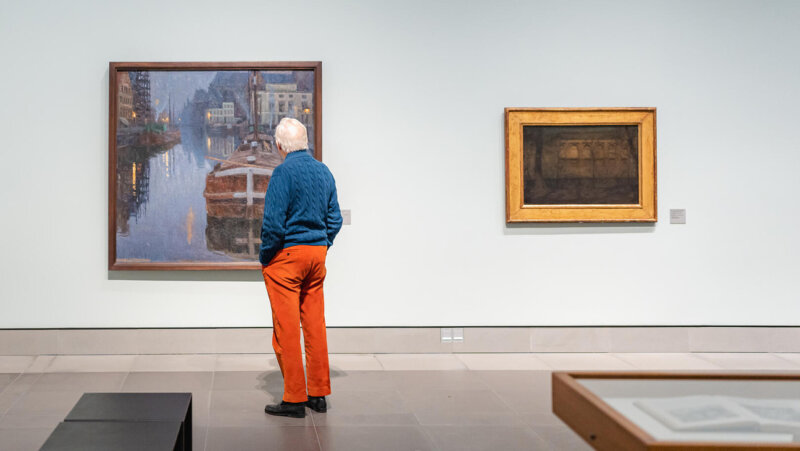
[0,0,798,328]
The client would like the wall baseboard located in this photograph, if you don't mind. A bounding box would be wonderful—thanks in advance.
[1,327,798,355]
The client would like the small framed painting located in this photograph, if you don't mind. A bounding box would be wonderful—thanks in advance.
[505,108,657,223]
[108,61,322,270]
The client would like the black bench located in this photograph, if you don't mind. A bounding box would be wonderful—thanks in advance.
[40,421,183,451]
[41,392,192,450]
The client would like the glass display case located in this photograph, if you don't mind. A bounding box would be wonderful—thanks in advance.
[552,372,800,450]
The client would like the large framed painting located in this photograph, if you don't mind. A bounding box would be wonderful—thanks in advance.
[108,62,322,270]
[505,108,657,223]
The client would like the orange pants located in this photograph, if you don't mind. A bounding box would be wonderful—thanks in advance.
[261,245,331,403]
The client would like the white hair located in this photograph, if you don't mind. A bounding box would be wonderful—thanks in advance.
[274,117,309,152]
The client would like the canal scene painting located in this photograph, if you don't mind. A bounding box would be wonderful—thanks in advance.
[109,62,322,270]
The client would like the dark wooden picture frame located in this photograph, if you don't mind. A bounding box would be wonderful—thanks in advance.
[108,62,322,271]
[505,108,657,223]
[553,371,800,450]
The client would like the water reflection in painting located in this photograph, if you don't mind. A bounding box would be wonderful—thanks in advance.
[114,69,315,264]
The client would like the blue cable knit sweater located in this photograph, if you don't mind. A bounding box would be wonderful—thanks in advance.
[259,150,343,265]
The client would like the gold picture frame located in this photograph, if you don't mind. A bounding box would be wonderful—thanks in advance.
[505,108,657,223]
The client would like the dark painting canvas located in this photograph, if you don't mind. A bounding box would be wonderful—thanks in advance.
[522,125,639,205]
[111,65,319,269]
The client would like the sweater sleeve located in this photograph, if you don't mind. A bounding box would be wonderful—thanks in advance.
[326,177,343,247]
[259,166,290,265]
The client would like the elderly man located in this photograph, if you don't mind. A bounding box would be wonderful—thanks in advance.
[260,117,342,418]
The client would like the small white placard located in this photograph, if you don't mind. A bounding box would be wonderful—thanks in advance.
[341,209,351,225]
[670,209,686,224]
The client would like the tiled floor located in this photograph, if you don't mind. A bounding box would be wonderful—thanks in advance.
[0,353,798,450]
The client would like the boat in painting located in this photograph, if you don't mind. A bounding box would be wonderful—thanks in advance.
[203,70,285,259]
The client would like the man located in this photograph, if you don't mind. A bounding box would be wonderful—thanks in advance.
[260,117,342,418]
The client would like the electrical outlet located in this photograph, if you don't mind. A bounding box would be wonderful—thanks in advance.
[452,328,464,343]
[440,328,453,343]
[341,209,352,225]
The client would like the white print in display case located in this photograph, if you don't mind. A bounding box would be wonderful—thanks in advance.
[602,395,800,443]
[633,395,800,439]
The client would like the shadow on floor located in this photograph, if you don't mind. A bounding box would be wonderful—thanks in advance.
[255,367,347,401]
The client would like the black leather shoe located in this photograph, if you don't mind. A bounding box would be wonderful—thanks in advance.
[264,401,306,418]
[306,396,327,413]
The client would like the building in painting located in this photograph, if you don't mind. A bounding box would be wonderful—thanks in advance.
[206,102,235,125]
[545,139,637,180]
[256,84,313,128]
[117,72,133,126]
